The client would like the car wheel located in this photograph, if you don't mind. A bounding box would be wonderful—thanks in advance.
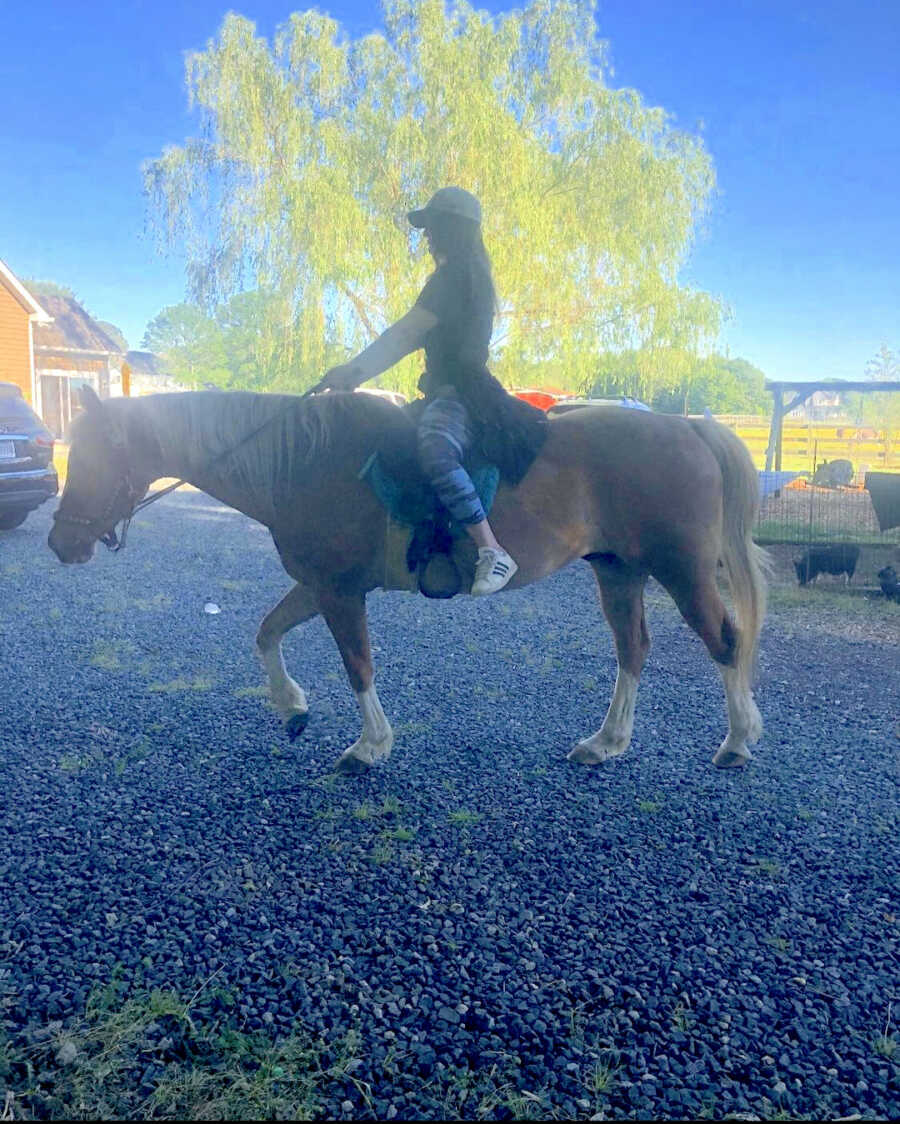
[0,509,30,530]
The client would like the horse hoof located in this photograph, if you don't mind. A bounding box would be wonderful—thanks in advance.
[567,739,628,765]
[335,751,371,775]
[712,746,752,769]
[285,712,310,740]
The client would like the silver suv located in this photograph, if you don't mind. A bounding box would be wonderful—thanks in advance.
[0,382,58,530]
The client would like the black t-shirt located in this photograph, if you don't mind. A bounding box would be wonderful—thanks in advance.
[414,259,494,391]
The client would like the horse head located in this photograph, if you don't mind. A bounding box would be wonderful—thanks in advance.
[48,387,149,563]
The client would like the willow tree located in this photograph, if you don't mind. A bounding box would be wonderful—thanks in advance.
[144,0,722,397]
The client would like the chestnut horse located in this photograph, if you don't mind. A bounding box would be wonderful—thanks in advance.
[49,387,767,774]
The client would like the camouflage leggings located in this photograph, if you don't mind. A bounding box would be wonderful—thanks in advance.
[417,394,485,526]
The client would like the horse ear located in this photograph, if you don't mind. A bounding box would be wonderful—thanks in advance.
[79,385,103,414]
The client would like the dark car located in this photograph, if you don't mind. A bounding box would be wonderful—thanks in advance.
[0,381,58,530]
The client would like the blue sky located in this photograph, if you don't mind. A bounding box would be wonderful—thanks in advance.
[2,0,897,381]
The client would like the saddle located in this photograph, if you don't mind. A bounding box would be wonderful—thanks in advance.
[358,401,499,598]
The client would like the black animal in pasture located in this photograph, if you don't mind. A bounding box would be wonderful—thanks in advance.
[794,543,860,586]
[811,459,854,488]
[877,564,900,602]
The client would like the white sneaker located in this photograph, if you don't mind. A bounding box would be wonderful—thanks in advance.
[471,547,518,596]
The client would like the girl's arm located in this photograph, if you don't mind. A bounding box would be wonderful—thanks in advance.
[321,306,439,390]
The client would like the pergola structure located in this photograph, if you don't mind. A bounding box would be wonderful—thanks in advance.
[764,379,900,471]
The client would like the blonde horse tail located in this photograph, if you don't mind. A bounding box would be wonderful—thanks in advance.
[690,419,770,691]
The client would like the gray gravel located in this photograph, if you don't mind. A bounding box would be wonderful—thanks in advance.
[1,492,898,1119]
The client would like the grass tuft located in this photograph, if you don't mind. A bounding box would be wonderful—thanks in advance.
[148,676,214,694]
[448,809,481,827]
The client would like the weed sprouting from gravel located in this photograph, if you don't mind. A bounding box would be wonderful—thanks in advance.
[147,676,214,693]
[448,809,481,826]
[232,684,268,698]
[382,826,415,842]
[380,794,402,817]
[0,978,357,1121]
[748,857,782,878]
[636,796,663,813]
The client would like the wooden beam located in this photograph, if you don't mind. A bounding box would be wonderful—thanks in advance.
[765,388,782,471]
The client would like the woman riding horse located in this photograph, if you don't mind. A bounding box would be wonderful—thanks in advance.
[319,186,547,596]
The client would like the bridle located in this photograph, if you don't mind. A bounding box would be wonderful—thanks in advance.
[52,380,328,553]
[51,425,164,552]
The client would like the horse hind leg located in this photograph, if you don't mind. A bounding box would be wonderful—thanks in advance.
[657,562,761,768]
[256,582,319,737]
[569,558,650,765]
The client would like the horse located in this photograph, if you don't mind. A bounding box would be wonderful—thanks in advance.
[48,386,768,775]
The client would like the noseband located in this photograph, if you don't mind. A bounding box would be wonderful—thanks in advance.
[52,428,147,552]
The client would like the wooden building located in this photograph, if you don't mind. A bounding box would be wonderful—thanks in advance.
[0,258,51,403]
[31,293,124,437]
[122,349,185,396]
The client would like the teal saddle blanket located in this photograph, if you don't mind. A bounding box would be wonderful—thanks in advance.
[358,451,500,535]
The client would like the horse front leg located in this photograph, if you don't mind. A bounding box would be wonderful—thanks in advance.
[256,583,320,738]
[318,587,393,774]
[569,560,650,765]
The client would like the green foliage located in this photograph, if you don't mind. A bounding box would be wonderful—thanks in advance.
[865,343,899,381]
[2,982,350,1120]
[845,344,900,432]
[141,293,305,390]
[589,350,769,413]
[141,304,230,389]
[144,0,722,397]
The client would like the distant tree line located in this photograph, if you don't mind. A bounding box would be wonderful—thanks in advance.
[140,297,770,413]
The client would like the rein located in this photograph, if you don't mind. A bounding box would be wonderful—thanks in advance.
[53,380,327,552]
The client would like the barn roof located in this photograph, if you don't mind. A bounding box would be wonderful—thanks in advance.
[31,293,123,356]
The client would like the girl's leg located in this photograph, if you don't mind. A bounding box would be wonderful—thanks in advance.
[417,397,517,594]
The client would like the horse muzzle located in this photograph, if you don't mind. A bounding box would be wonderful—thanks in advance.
[48,522,96,564]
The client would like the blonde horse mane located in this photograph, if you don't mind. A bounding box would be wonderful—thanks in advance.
[105,390,396,507]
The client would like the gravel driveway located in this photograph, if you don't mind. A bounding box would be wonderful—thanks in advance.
[1,492,898,1119]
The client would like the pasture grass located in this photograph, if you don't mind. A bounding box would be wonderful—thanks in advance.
[0,978,373,1122]
[767,582,900,615]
